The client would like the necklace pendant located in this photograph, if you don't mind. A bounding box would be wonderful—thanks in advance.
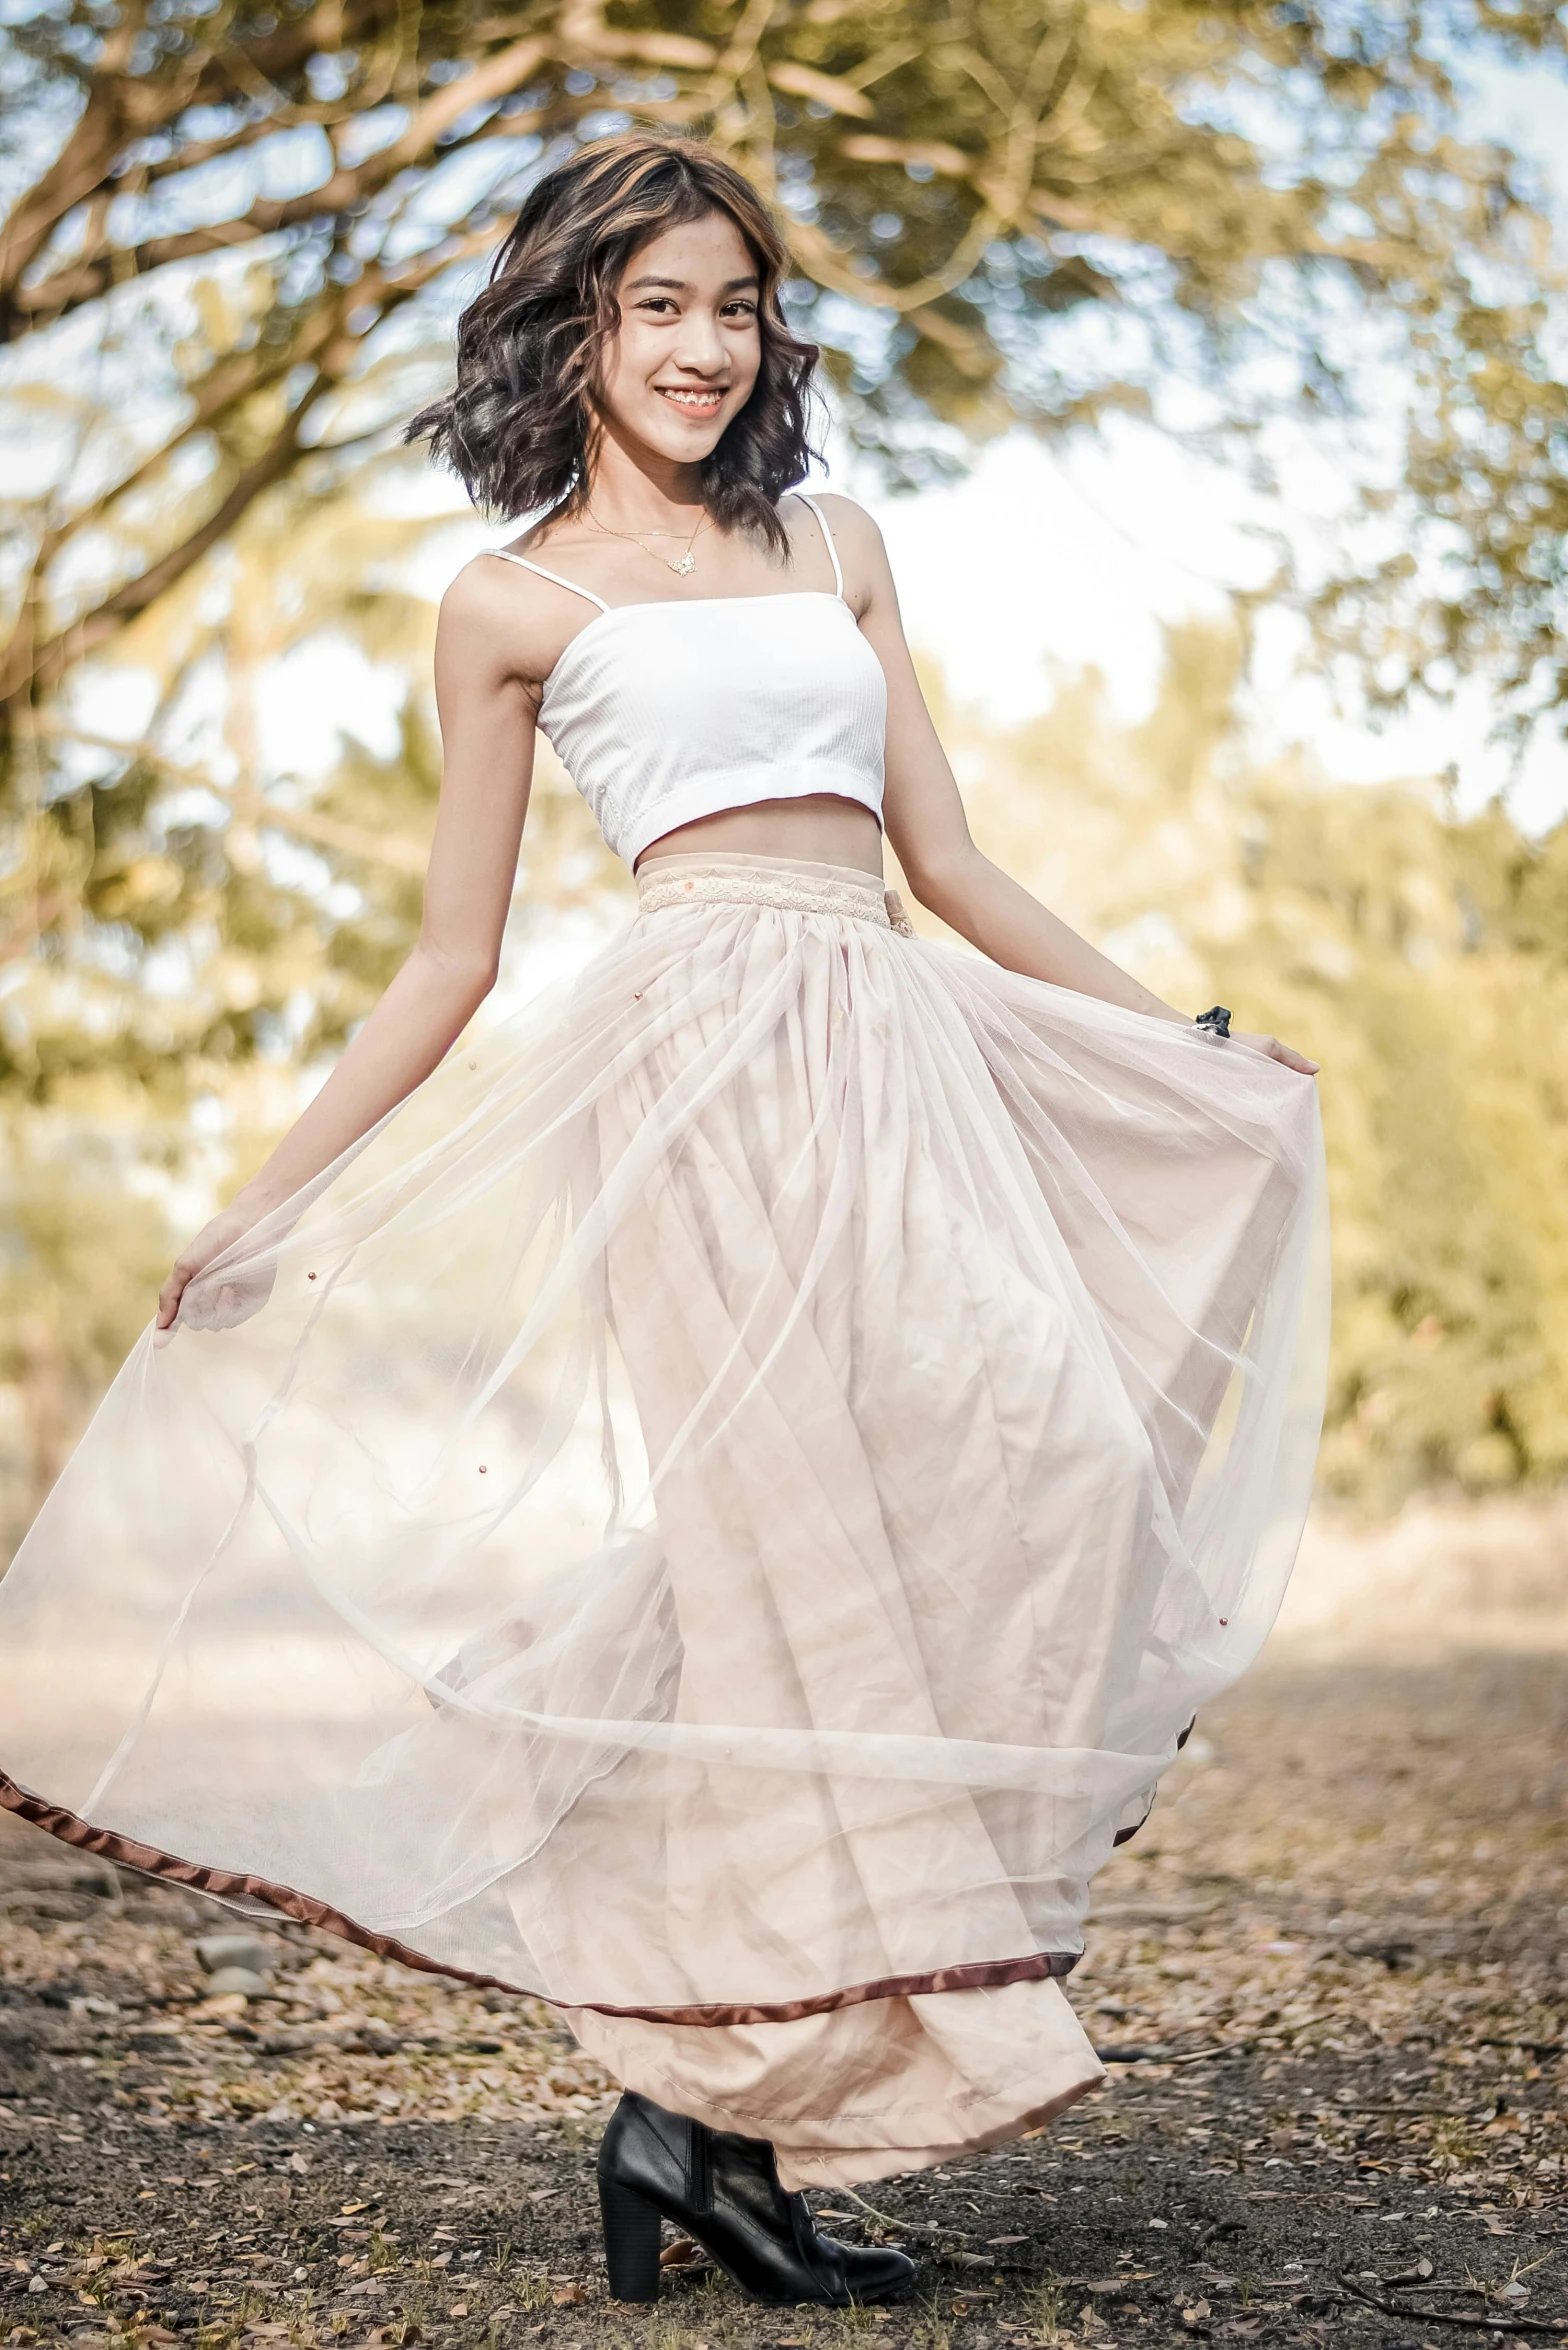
[668,551,696,575]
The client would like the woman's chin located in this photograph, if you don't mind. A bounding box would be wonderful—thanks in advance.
[633,405,732,461]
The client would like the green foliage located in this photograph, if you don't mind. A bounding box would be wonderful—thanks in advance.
[3,453,446,1106]
[0,1113,177,1557]
[949,624,1568,1514]
[2,0,1567,745]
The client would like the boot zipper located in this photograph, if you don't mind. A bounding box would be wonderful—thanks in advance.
[687,2117,712,2216]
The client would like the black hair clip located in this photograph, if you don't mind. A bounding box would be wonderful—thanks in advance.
[1195,1005,1232,1038]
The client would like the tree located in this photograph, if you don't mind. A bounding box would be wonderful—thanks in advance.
[4,0,1568,744]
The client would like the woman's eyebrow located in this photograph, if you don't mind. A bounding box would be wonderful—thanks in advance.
[624,272,760,292]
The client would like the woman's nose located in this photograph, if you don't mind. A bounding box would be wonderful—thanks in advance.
[671,308,727,374]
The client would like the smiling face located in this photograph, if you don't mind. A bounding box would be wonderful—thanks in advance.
[594,209,764,469]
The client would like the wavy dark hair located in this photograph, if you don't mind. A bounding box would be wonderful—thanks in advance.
[407,135,821,555]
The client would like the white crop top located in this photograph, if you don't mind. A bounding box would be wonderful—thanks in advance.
[486,493,886,866]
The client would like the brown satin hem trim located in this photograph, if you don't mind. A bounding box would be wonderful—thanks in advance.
[601,1949,1079,2027]
[0,1768,1078,2024]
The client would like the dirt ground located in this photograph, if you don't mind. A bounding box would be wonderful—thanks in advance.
[0,1650,1563,2350]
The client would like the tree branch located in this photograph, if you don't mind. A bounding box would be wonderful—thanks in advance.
[2,380,328,709]
[0,0,402,333]
[21,721,433,877]
[0,0,153,320]
[0,224,499,718]
[34,304,362,577]
[12,29,548,327]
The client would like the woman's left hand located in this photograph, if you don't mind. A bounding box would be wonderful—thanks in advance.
[1231,1030,1320,1075]
[154,1196,280,1345]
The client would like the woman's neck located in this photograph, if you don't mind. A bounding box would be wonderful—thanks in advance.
[582,420,706,536]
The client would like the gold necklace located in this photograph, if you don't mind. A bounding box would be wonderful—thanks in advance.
[585,504,708,577]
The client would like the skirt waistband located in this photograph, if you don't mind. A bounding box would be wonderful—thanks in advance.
[636,853,915,935]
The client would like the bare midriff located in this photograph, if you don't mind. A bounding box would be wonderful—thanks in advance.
[634,792,883,877]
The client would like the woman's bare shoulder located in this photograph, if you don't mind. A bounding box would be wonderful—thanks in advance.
[441,548,553,621]
[438,548,589,686]
[803,489,884,550]
[794,489,892,615]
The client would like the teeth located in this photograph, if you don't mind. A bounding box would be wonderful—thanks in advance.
[659,389,723,407]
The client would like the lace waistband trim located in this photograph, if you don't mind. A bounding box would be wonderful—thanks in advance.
[637,864,915,935]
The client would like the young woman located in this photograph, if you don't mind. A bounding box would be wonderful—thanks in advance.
[0,136,1327,2307]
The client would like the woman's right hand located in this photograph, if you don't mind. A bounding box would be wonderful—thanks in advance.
[154,1194,279,1346]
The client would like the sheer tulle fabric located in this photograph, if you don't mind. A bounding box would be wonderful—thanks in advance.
[0,854,1327,2023]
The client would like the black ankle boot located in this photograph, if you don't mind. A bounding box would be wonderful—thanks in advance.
[596,2090,918,2306]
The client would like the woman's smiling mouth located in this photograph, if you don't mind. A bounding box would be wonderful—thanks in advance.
[655,384,727,414]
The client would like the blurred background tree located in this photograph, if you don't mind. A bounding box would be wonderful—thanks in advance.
[939,627,1568,1517]
[2,0,1568,1534]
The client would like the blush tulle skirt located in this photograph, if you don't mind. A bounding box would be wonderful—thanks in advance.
[0,852,1328,2186]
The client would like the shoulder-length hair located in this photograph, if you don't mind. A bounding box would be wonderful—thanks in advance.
[407,134,820,555]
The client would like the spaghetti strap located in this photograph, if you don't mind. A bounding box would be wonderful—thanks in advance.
[795,492,845,601]
[485,548,611,614]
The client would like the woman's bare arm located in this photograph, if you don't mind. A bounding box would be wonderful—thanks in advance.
[155,558,548,1334]
[818,494,1318,1074]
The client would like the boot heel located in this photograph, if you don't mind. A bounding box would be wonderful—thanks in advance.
[599,2172,663,2302]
